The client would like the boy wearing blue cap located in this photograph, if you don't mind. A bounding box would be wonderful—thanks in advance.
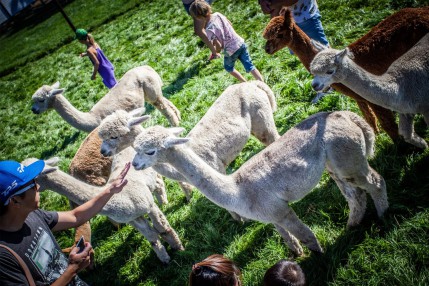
[0,160,130,286]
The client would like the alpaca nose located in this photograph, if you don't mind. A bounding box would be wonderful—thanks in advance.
[100,148,111,157]
[311,80,323,91]
[31,106,40,114]
[132,160,141,169]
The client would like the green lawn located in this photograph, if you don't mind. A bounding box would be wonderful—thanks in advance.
[0,0,428,285]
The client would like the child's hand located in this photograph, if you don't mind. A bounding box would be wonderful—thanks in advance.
[208,53,221,61]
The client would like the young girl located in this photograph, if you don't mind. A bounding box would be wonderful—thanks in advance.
[189,1,264,82]
[76,28,117,89]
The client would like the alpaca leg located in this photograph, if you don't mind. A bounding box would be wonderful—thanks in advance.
[274,224,303,256]
[250,110,280,145]
[355,100,379,134]
[275,206,323,253]
[129,217,171,264]
[148,206,184,251]
[398,114,428,148]
[367,102,399,141]
[151,98,181,127]
[154,174,168,205]
[178,181,193,201]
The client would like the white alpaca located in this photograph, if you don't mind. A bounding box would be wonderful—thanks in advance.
[97,81,280,205]
[23,153,183,264]
[310,35,429,149]
[132,111,388,256]
[31,66,181,132]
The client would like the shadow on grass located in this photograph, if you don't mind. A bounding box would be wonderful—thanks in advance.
[40,131,81,159]
[162,61,206,95]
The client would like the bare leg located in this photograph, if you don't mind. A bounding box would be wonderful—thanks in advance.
[230,69,247,82]
[250,68,264,82]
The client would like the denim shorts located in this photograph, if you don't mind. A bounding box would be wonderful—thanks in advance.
[296,11,329,46]
[224,43,255,73]
[183,0,215,14]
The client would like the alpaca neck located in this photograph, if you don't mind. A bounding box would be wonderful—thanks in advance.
[289,24,317,71]
[53,94,100,132]
[341,58,399,110]
[41,169,102,205]
[166,146,238,209]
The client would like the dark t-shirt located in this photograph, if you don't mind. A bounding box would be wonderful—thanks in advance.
[0,209,87,286]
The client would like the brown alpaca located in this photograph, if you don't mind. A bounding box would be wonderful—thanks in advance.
[263,6,429,141]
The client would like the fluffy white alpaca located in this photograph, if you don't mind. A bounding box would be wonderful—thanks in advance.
[97,81,280,205]
[132,111,388,256]
[23,154,183,264]
[310,35,429,149]
[31,66,181,132]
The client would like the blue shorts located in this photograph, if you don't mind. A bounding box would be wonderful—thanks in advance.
[224,44,255,73]
[183,0,215,14]
[296,11,329,46]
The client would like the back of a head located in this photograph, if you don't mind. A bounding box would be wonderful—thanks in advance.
[263,260,305,286]
[189,254,242,286]
[189,0,212,18]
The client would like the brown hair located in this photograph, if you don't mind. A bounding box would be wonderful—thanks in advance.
[189,0,212,18]
[0,192,26,216]
[263,260,305,286]
[189,254,242,286]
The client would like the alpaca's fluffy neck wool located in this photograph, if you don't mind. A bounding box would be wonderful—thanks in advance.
[53,93,101,132]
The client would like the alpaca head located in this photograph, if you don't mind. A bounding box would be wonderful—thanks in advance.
[310,42,353,92]
[263,8,294,54]
[21,157,59,192]
[132,126,189,170]
[31,82,64,114]
[98,108,150,157]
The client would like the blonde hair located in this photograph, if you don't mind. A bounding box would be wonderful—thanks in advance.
[189,0,212,18]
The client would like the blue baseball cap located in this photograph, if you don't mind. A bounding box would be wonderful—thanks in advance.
[0,160,44,206]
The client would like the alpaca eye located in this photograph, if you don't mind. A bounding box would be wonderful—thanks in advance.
[38,99,45,102]
[111,136,118,140]
[326,70,335,75]
[145,150,155,156]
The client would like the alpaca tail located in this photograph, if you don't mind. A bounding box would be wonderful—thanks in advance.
[344,111,376,158]
[252,81,277,112]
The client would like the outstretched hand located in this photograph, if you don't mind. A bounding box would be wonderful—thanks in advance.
[108,162,130,193]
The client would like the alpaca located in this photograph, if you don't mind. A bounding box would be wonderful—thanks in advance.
[263,6,429,141]
[97,81,280,206]
[31,65,181,132]
[310,34,429,149]
[23,153,183,264]
[132,111,388,256]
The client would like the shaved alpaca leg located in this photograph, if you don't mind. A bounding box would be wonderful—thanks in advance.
[178,181,193,201]
[154,174,168,205]
[274,224,303,256]
[148,207,184,251]
[129,217,171,264]
[399,113,428,148]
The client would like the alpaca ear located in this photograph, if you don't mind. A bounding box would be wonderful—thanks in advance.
[162,137,190,149]
[168,127,186,136]
[51,82,60,89]
[279,7,289,17]
[311,39,328,52]
[129,107,146,117]
[45,157,60,166]
[49,88,64,97]
[41,157,60,174]
[127,115,150,128]
[334,49,348,64]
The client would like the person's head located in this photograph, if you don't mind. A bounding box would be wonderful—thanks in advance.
[189,254,242,286]
[263,260,305,286]
[189,0,212,19]
[0,160,44,216]
[75,28,95,45]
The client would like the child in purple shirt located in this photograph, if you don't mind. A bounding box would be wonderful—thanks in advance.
[189,1,264,82]
[76,29,117,89]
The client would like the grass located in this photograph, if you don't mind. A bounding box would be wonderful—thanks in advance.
[1,0,429,285]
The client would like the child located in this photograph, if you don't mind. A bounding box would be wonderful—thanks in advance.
[189,1,264,82]
[189,254,242,286]
[75,28,117,89]
[263,259,306,286]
